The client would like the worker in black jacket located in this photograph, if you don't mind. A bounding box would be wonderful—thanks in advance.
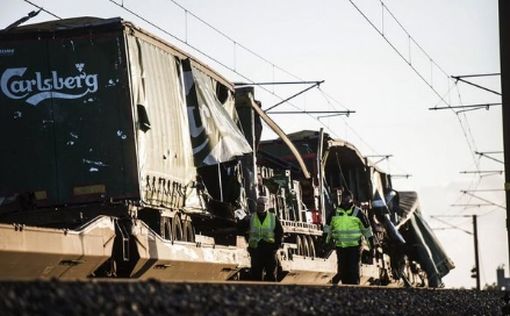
[327,190,374,285]
[242,196,284,281]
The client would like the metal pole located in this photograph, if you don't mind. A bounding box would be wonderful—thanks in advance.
[452,73,500,78]
[451,76,502,96]
[264,80,324,112]
[473,215,481,291]
[317,128,325,226]
[429,103,501,111]
[234,81,324,86]
[266,110,354,115]
[218,163,223,202]
[499,0,510,270]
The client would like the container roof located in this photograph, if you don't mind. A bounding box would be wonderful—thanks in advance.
[0,16,233,89]
[1,16,122,34]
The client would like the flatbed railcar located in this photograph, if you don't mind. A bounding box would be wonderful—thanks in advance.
[0,17,453,286]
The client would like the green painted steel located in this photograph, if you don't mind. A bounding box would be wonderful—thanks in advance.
[0,19,138,206]
[0,17,248,210]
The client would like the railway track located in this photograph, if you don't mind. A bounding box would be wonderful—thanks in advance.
[0,17,454,292]
[0,279,504,315]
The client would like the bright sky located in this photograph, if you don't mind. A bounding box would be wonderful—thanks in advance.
[2,0,503,288]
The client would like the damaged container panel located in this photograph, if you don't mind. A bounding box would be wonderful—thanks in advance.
[48,32,138,205]
[126,30,198,210]
[257,130,454,286]
[0,35,59,205]
[0,17,253,281]
[396,191,455,286]
[0,18,244,210]
[0,19,137,207]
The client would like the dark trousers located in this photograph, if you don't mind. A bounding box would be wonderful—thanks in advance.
[249,244,277,281]
[332,245,361,285]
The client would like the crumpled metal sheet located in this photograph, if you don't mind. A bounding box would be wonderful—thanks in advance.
[184,62,252,167]
[398,191,455,279]
[128,35,197,184]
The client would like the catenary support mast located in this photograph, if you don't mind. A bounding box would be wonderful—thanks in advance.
[499,0,510,269]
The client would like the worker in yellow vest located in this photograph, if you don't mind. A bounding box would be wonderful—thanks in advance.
[248,196,283,281]
[327,190,374,285]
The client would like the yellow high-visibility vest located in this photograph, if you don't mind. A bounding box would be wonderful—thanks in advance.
[249,212,276,248]
[330,207,372,248]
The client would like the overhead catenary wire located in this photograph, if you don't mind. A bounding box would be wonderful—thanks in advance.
[348,0,483,158]
[16,0,504,230]
[348,0,451,107]
[163,0,356,117]
[140,0,397,164]
[461,191,506,210]
[480,207,502,217]
[104,0,349,134]
[429,216,472,235]
[17,2,504,285]
[19,0,424,187]
[348,1,504,225]
[446,83,486,217]
[453,85,484,176]
[347,0,491,191]
[22,0,61,19]
[4,8,41,31]
[17,0,359,155]
[444,48,502,218]
[166,0,301,83]
[115,0,415,175]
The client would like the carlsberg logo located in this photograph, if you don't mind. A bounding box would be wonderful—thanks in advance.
[0,63,99,105]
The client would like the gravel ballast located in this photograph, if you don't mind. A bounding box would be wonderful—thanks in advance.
[0,280,505,315]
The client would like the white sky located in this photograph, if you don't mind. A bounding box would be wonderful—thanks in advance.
[2,0,503,288]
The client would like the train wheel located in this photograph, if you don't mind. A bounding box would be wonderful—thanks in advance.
[302,235,310,257]
[296,235,303,255]
[307,235,316,258]
[165,218,172,240]
[183,220,195,243]
[171,215,183,241]
[160,218,167,239]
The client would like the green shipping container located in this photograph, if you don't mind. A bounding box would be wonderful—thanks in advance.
[0,17,246,209]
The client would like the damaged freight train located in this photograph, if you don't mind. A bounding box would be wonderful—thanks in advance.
[0,17,453,286]
[0,16,252,280]
[250,122,455,286]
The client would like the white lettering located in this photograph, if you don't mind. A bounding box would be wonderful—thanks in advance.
[52,71,64,90]
[0,64,99,106]
[36,73,51,91]
[64,76,76,89]
[0,49,15,56]
[10,79,30,94]
[85,74,98,92]
[1,68,28,99]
